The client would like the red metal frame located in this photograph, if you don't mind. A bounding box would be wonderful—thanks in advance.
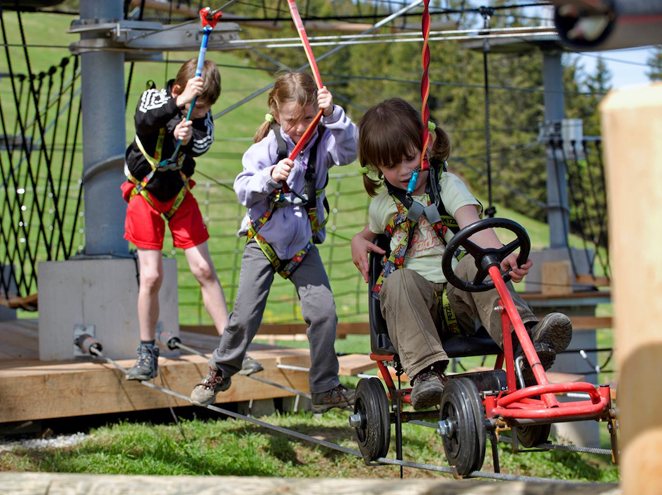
[369,263,613,427]
[487,264,611,422]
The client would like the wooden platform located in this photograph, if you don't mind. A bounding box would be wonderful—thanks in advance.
[0,320,374,424]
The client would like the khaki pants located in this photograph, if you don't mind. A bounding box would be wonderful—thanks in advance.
[379,255,536,379]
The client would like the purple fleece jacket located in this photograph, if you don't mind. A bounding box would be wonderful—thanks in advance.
[234,105,358,260]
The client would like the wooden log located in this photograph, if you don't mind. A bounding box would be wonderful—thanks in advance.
[0,472,621,495]
[601,82,662,495]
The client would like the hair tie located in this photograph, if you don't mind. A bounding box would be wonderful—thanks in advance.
[428,121,436,132]
[359,166,370,175]
[265,113,274,123]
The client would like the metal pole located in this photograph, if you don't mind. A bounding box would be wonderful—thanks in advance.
[542,49,568,249]
[79,0,128,256]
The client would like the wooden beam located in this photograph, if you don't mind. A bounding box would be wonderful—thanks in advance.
[0,292,38,310]
[338,354,377,376]
[602,82,662,495]
[0,472,621,494]
[181,321,370,338]
[0,349,311,423]
[575,274,611,287]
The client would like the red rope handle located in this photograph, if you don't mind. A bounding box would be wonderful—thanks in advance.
[420,0,431,172]
[285,0,324,162]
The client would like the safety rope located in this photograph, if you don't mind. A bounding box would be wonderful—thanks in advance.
[166,6,224,167]
[157,330,311,400]
[480,7,496,218]
[75,333,608,484]
[406,0,431,196]
[282,0,325,165]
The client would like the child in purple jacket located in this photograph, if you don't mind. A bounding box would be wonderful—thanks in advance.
[191,72,358,412]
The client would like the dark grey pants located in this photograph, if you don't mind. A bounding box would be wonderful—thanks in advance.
[380,255,537,379]
[210,241,340,393]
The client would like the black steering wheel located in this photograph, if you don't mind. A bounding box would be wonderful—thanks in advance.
[441,218,530,293]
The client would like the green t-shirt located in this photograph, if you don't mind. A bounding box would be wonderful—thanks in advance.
[368,172,480,283]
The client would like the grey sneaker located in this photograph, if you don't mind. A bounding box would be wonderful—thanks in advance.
[520,313,573,384]
[126,344,159,381]
[410,365,448,410]
[239,355,264,376]
[311,384,355,413]
[190,367,231,406]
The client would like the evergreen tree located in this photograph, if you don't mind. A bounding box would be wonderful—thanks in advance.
[646,46,662,82]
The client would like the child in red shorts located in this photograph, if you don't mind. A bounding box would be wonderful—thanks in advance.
[122,58,228,380]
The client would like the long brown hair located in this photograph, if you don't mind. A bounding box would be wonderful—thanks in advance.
[253,71,318,143]
[358,98,450,196]
[174,58,221,104]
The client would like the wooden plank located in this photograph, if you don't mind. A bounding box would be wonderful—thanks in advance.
[569,315,612,330]
[338,354,377,376]
[181,322,370,338]
[0,349,311,423]
[522,290,611,302]
[575,274,611,287]
[541,260,573,296]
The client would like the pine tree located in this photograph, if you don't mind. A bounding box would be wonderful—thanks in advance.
[646,46,662,82]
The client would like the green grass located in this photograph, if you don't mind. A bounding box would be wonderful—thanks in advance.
[0,411,618,481]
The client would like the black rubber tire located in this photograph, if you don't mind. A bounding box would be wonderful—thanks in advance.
[439,378,486,476]
[353,377,391,461]
[517,423,551,448]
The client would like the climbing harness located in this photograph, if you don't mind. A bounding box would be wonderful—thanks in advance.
[373,161,462,293]
[246,125,329,278]
[373,161,465,335]
[124,159,191,220]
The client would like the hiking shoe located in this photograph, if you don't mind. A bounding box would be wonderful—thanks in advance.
[239,355,264,376]
[519,313,573,385]
[410,364,448,410]
[190,367,231,406]
[126,344,159,381]
[311,384,355,413]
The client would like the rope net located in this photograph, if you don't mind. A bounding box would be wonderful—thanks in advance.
[0,9,84,310]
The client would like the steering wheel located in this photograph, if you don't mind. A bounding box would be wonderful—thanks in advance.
[441,218,530,293]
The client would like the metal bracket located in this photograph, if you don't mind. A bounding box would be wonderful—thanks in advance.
[73,323,95,357]
[68,19,245,55]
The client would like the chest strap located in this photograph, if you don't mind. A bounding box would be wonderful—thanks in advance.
[134,129,185,181]
[246,126,328,278]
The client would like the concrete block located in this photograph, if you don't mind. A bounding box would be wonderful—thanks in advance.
[38,258,178,360]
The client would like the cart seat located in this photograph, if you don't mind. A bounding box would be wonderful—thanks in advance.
[368,235,502,358]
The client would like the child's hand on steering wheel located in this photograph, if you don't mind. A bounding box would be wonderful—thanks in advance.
[500,253,532,283]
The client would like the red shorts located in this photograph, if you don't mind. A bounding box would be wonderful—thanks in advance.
[122,181,209,250]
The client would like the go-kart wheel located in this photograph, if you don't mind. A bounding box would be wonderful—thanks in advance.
[516,423,551,448]
[441,217,531,292]
[349,377,390,461]
[438,378,486,476]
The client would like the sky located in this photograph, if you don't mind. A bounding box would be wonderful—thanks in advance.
[572,47,655,89]
[519,4,657,90]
